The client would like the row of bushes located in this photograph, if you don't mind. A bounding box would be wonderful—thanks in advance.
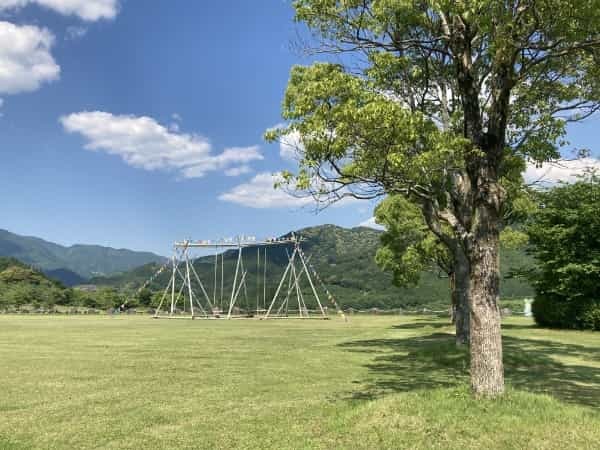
[0,281,137,310]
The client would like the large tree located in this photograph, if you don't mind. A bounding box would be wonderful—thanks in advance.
[269,0,600,396]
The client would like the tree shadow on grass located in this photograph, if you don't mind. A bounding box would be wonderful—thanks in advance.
[392,320,537,331]
[499,322,539,330]
[340,332,600,408]
[391,320,450,330]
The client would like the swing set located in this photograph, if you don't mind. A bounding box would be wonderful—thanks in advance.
[151,233,340,320]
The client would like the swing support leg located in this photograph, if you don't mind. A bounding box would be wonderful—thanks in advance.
[264,248,297,319]
[228,244,243,319]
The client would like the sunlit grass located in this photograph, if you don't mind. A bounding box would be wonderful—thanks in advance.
[0,315,599,449]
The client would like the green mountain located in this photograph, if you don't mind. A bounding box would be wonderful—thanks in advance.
[0,257,72,309]
[93,224,533,310]
[0,229,166,283]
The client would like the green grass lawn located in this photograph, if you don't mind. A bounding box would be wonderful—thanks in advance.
[1,315,599,449]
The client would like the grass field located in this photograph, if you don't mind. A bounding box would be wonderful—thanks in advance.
[1,315,600,449]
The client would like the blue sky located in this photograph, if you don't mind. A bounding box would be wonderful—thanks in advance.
[1,0,598,256]
[0,0,377,255]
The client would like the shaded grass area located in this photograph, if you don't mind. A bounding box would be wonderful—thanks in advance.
[0,315,599,449]
[342,320,600,408]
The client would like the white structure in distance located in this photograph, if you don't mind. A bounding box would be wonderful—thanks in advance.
[524,298,533,317]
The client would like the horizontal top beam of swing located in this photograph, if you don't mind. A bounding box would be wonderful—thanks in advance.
[174,238,302,248]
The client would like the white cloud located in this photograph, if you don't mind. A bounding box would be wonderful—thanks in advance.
[212,146,263,166]
[279,129,303,161]
[219,171,363,209]
[0,0,118,21]
[65,25,87,40]
[224,165,252,177]
[524,158,600,185]
[0,21,60,95]
[359,216,384,230]
[267,123,304,161]
[60,111,263,179]
[179,146,263,178]
[219,172,313,208]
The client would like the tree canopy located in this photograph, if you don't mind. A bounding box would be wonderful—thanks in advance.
[375,195,451,287]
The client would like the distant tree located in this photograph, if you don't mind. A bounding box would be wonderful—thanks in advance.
[88,295,103,309]
[95,288,123,309]
[7,284,35,307]
[50,287,73,306]
[375,195,470,345]
[0,266,46,285]
[527,177,600,330]
[136,288,153,307]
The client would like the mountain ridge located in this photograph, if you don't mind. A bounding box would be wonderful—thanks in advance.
[0,228,167,284]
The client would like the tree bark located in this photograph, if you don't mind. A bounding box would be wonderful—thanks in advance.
[450,272,457,324]
[454,249,470,346]
[468,197,504,397]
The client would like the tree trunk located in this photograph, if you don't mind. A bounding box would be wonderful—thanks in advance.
[468,200,504,397]
[450,272,457,324]
[454,249,470,346]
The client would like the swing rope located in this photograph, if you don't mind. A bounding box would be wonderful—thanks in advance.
[256,247,260,313]
[296,245,347,322]
[122,256,173,311]
[238,247,249,314]
[220,251,224,311]
[263,247,267,310]
[213,245,218,308]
